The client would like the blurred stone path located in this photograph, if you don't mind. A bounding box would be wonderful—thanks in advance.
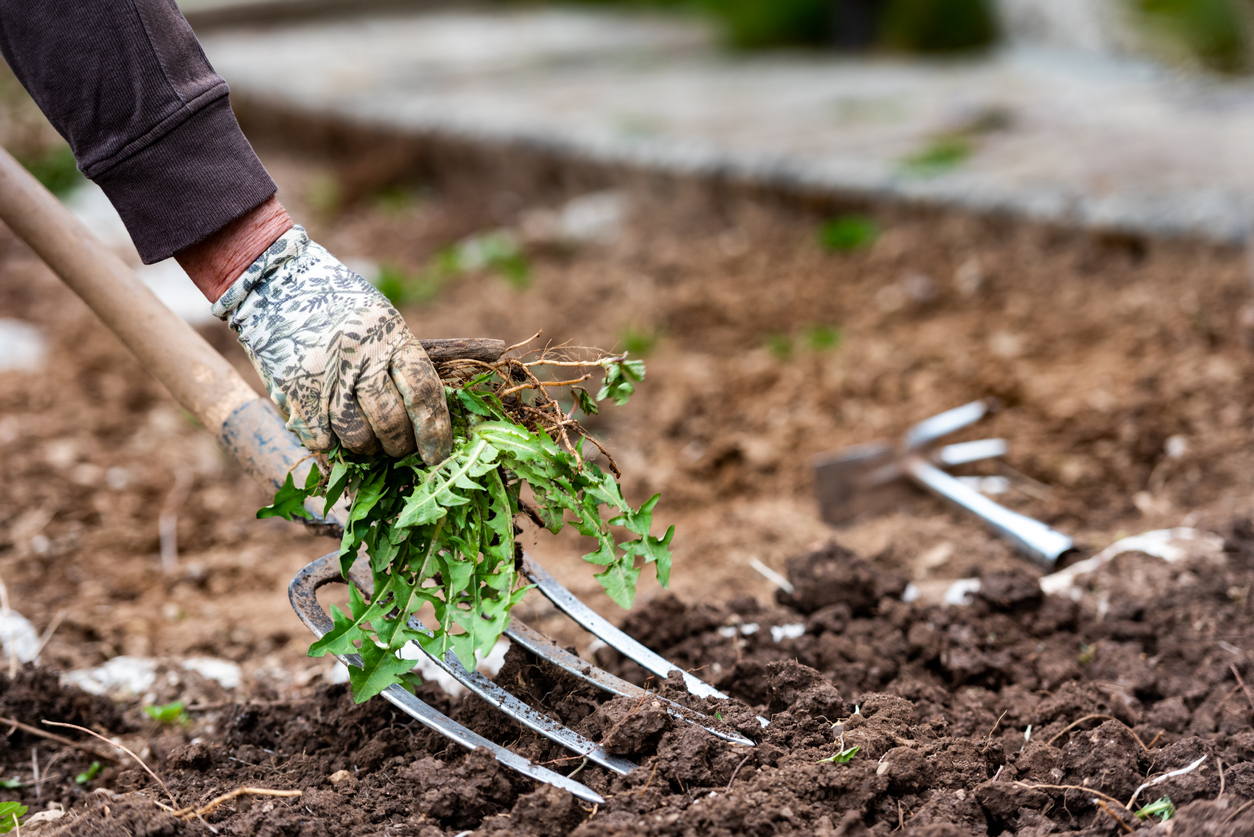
[201,7,1254,242]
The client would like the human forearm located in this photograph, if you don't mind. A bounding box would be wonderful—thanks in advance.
[176,196,294,302]
[0,0,277,263]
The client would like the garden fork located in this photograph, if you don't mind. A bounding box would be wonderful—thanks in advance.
[0,147,753,805]
[813,399,1075,570]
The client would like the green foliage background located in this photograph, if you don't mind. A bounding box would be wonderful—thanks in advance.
[1137,0,1252,73]
[492,0,998,52]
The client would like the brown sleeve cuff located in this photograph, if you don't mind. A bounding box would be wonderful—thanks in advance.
[91,95,277,264]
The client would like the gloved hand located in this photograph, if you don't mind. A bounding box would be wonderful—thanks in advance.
[211,226,452,463]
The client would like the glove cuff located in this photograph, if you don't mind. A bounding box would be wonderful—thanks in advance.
[210,225,311,320]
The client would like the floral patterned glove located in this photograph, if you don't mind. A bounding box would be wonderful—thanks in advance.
[211,226,452,463]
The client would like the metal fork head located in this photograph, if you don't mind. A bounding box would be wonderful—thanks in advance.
[339,556,758,746]
[812,399,1002,526]
[290,550,757,800]
[288,553,608,803]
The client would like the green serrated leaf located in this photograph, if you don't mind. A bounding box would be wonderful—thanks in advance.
[347,468,389,526]
[596,357,647,406]
[573,388,598,416]
[594,560,642,609]
[622,523,675,587]
[396,439,497,528]
[456,383,508,420]
[257,472,313,520]
[349,641,420,703]
[323,459,352,510]
[0,802,26,834]
[308,592,378,658]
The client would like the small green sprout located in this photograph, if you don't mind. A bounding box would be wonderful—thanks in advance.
[900,134,973,177]
[620,326,661,357]
[0,779,20,790]
[18,144,82,197]
[75,761,103,784]
[715,711,724,722]
[818,744,860,764]
[456,231,531,289]
[768,326,843,359]
[818,215,879,252]
[802,325,842,352]
[375,263,445,307]
[373,185,423,216]
[1136,0,1249,74]
[765,332,793,360]
[377,231,533,305]
[1135,796,1175,822]
[306,170,342,217]
[0,802,26,835]
[144,701,189,726]
[1078,643,1097,666]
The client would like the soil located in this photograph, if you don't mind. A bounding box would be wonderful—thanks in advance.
[3,79,1254,834]
[4,535,1254,835]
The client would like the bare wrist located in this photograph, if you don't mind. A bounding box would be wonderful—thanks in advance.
[176,196,295,302]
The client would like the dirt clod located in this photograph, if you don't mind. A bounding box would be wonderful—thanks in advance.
[777,542,904,616]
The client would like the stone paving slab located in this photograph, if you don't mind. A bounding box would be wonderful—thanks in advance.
[201,7,1254,243]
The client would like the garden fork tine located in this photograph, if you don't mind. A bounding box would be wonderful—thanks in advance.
[519,558,767,728]
[338,559,757,748]
[503,618,762,742]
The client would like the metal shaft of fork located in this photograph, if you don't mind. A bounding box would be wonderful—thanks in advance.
[902,454,1074,570]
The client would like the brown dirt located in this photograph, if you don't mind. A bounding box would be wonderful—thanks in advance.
[4,534,1254,835]
[3,95,1254,834]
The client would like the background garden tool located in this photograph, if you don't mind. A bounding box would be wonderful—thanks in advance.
[813,400,1075,571]
[0,146,752,804]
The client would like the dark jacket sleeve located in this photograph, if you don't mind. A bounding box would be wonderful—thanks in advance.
[0,0,276,263]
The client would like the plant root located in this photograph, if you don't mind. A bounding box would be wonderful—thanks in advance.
[0,715,117,762]
[173,787,302,819]
[1224,798,1254,825]
[1046,714,1150,752]
[1127,754,1207,809]
[1094,798,1135,833]
[726,752,754,791]
[43,720,180,810]
[1012,781,1126,809]
[436,335,629,475]
[1230,664,1254,717]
